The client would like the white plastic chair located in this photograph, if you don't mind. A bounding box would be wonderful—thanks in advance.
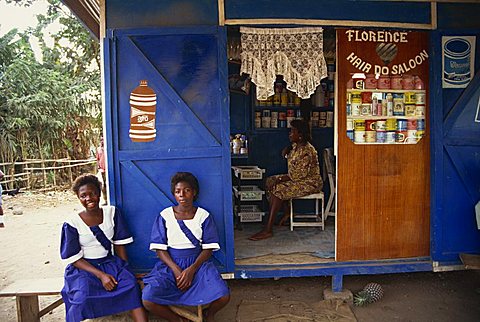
[289,192,325,231]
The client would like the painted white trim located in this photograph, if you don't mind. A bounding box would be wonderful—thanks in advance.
[218,0,225,26]
[62,251,84,265]
[112,237,134,245]
[149,243,168,251]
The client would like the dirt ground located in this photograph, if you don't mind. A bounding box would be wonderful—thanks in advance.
[1,192,479,321]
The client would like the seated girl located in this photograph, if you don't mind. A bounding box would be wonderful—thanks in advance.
[60,174,147,322]
[142,172,230,322]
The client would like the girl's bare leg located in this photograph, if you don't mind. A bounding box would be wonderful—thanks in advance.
[130,307,148,322]
[142,300,184,322]
[205,294,230,322]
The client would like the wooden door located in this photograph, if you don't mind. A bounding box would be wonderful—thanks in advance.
[104,26,234,272]
[336,29,430,261]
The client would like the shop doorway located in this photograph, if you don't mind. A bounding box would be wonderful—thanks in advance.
[227,26,337,265]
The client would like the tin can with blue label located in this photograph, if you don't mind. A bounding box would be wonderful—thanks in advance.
[444,37,472,86]
[417,118,425,130]
[397,119,408,131]
[376,131,386,143]
[347,130,354,141]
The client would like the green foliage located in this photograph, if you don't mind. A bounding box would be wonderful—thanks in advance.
[0,0,101,163]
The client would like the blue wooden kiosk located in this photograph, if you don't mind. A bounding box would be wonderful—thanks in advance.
[62,0,480,292]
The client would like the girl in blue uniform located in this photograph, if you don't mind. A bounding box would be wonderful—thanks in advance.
[142,172,230,322]
[60,174,147,322]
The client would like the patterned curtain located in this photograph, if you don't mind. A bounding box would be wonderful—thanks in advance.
[240,27,328,100]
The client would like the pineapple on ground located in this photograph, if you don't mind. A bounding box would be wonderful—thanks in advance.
[353,282,384,306]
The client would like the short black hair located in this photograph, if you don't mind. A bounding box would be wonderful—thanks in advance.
[290,119,312,143]
[72,174,102,196]
[170,172,199,201]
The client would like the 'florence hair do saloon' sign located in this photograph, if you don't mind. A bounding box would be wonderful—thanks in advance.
[340,29,429,77]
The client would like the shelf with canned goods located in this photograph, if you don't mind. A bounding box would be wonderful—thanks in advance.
[347,117,426,144]
[347,90,427,119]
[346,89,426,94]
[254,109,334,129]
[347,115,425,120]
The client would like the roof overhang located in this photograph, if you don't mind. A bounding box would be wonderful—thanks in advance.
[61,0,100,39]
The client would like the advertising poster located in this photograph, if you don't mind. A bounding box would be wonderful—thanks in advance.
[442,36,476,88]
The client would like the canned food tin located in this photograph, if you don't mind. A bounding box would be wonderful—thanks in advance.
[262,117,271,128]
[376,120,387,131]
[407,118,417,130]
[365,119,376,131]
[351,103,361,116]
[416,92,426,104]
[406,130,418,143]
[346,119,354,131]
[415,104,425,116]
[405,104,416,116]
[386,118,397,131]
[376,131,386,143]
[361,104,372,116]
[347,130,354,141]
[354,130,366,143]
[404,92,416,104]
[393,98,405,116]
[286,116,295,127]
[270,118,278,128]
[417,118,425,130]
[354,119,366,131]
[365,131,376,142]
[351,91,362,103]
[385,131,396,143]
[361,91,373,103]
[397,119,408,131]
[395,130,408,143]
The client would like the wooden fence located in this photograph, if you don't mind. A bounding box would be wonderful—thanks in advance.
[0,158,97,192]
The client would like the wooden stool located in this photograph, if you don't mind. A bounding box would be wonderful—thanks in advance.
[169,304,207,322]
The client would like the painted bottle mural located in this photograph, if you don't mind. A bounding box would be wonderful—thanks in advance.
[129,80,157,142]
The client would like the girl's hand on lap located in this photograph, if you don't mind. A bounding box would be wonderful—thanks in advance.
[176,267,195,291]
[100,273,118,291]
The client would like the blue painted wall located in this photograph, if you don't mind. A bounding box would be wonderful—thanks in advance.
[225,0,431,24]
[102,1,480,273]
[106,0,218,29]
[430,3,480,263]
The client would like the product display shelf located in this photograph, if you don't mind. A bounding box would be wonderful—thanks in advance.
[346,89,426,93]
[231,166,266,228]
[347,115,425,120]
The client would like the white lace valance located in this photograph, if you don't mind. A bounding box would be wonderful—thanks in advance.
[240,27,328,100]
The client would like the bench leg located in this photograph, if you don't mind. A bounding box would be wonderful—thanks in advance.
[16,295,40,322]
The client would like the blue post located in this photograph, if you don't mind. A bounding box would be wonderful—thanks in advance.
[332,274,343,292]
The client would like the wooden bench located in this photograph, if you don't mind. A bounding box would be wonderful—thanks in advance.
[169,304,206,322]
[0,277,205,322]
[0,278,64,322]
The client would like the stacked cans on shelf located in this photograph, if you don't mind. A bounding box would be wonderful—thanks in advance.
[347,91,426,118]
[347,117,425,144]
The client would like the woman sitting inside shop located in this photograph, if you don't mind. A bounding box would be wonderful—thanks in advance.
[249,119,323,241]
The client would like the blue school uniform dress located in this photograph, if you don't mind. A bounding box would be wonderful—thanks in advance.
[142,206,229,306]
[60,206,143,322]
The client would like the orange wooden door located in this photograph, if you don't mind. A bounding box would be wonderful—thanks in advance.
[336,29,430,261]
